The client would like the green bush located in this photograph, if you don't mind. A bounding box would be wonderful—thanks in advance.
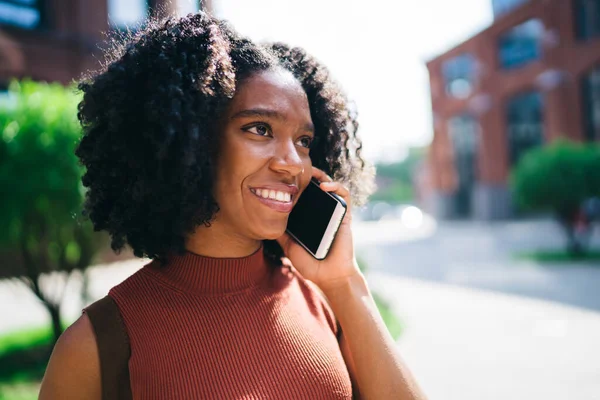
[373,147,426,204]
[0,326,53,385]
[0,79,101,343]
[511,139,600,255]
[0,382,39,400]
[369,182,414,204]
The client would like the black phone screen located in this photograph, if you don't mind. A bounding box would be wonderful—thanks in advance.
[286,180,338,254]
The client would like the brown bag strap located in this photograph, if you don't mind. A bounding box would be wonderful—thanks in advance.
[84,295,133,400]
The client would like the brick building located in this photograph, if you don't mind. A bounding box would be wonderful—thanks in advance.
[0,0,210,88]
[425,0,600,220]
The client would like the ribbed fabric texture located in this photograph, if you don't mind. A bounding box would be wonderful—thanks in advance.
[108,244,353,399]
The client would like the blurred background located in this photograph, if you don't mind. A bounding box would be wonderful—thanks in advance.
[1,0,600,399]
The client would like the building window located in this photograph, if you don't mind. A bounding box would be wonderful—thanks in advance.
[442,54,476,99]
[492,0,529,18]
[448,115,478,217]
[108,0,149,30]
[575,0,600,40]
[0,0,43,29]
[498,19,544,70]
[581,67,600,141]
[506,91,544,167]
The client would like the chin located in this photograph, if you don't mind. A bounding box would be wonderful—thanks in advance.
[257,224,287,240]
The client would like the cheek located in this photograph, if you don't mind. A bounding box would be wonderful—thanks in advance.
[217,136,257,177]
[213,149,244,201]
[242,140,276,160]
[216,141,269,199]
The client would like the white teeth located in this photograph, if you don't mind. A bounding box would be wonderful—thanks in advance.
[252,188,292,203]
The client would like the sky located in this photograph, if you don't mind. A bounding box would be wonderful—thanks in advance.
[212,0,493,162]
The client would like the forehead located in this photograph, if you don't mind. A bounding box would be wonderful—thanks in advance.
[227,69,310,116]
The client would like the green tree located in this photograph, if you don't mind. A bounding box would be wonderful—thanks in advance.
[0,80,101,344]
[373,147,426,204]
[511,139,600,256]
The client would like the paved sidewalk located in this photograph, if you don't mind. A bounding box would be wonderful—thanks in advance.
[0,258,147,334]
[368,271,600,400]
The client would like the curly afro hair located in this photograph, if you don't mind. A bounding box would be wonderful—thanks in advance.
[76,11,374,263]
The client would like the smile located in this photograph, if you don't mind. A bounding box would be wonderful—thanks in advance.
[250,188,292,203]
[249,187,295,213]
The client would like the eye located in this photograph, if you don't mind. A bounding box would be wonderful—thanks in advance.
[243,123,272,137]
[296,136,314,149]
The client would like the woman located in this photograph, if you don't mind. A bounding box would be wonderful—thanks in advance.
[39,11,426,400]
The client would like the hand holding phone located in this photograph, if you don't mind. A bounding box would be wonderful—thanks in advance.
[285,178,347,260]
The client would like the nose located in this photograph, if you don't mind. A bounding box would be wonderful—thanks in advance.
[269,139,304,177]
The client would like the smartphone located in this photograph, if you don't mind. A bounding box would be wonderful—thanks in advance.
[286,178,347,260]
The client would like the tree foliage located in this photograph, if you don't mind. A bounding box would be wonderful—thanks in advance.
[0,80,101,343]
[511,139,600,255]
[373,147,426,204]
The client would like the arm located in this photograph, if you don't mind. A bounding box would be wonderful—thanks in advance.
[277,167,426,399]
[38,314,102,400]
[325,271,427,400]
[338,323,361,399]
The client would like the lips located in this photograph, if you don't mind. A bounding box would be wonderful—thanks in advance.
[249,184,299,213]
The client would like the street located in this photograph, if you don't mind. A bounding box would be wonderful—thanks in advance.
[356,216,600,400]
[357,217,600,312]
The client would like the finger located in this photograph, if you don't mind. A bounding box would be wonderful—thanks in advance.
[320,181,350,202]
[321,182,353,223]
[311,167,333,182]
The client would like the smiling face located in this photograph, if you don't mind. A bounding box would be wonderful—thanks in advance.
[211,68,314,242]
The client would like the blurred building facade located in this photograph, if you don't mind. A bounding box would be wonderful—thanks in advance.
[425,0,600,220]
[0,0,209,90]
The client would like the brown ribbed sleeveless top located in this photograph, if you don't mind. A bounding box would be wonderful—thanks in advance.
[85,244,354,399]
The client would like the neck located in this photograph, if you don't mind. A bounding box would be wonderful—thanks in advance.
[185,223,262,258]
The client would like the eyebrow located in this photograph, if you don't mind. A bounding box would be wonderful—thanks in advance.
[230,108,315,134]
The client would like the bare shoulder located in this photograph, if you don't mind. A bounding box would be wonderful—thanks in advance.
[39,313,101,400]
